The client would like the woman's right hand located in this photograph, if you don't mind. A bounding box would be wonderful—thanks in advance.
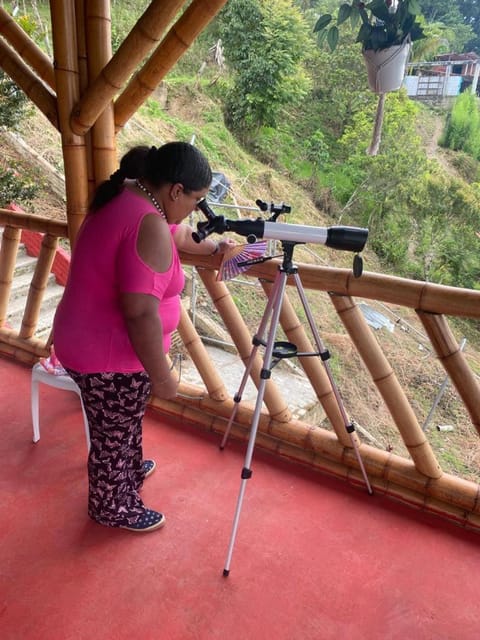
[151,369,178,400]
[120,289,179,401]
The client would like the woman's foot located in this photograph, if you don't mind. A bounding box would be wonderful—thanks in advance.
[143,459,156,478]
[119,508,166,532]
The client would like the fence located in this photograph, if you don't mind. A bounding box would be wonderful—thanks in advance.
[1,207,480,532]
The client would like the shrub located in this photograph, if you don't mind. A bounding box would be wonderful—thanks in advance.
[442,91,480,159]
[0,166,38,208]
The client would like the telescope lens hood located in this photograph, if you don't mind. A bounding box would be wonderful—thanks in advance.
[326,226,368,253]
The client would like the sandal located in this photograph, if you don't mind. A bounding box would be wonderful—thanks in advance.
[120,508,166,532]
[143,459,156,478]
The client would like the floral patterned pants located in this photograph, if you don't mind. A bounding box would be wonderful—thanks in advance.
[66,369,151,527]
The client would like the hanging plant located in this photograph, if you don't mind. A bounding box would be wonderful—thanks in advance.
[314,1,425,53]
[314,1,426,155]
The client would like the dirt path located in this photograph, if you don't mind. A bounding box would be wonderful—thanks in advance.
[424,112,460,177]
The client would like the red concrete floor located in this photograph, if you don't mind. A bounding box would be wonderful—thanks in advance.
[1,357,480,640]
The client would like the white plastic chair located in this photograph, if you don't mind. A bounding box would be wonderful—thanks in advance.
[31,362,90,451]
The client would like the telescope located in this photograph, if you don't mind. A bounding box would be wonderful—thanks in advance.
[193,198,368,253]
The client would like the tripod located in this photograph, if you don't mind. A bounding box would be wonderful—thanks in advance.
[221,241,373,576]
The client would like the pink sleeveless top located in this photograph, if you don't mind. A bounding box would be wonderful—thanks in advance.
[53,189,185,373]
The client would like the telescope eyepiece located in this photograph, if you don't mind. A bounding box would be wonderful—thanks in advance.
[196,198,217,221]
[193,200,227,242]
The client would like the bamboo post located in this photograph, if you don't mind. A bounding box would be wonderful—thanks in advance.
[71,0,184,135]
[196,269,264,380]
[176,304,228,401]
[114,0,229,130]
[49,0,89,247]
[330,293,443,479]
[74,0,94,202]
[0,225,20,325]
[417,311,480,435]
[75,0,88,92]
[85,1,116,190]
[0,7,56,89]
[261,279,354,447]
[197,267,291,423]
[0,38,58,128]
[19,233,58,339]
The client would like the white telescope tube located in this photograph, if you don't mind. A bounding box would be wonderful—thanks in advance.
[262,221,328,245]
[225,219,368,252]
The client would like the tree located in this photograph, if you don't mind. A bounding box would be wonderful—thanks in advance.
[419,0,474,52]
[419,0,480,52]
[216,0,313,140]
[0,70,29,129]
[0,70,38,207]
[420,0,467,25]
[458,0,480,52]
[307,40,374,139]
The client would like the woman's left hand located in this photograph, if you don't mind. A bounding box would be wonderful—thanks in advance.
[215,238,237,255]
[174,223,236,255]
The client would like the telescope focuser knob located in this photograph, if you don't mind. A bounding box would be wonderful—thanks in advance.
[353,254,363,278]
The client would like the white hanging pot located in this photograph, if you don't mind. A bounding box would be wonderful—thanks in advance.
[362,40,411,94]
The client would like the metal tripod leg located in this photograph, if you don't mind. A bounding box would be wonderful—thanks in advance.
[222,258,373,576]
[223,269,288,576]
[220,270,284,450]
[292,273,373,495]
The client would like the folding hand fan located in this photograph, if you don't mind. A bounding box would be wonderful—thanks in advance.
[217,241,268,281]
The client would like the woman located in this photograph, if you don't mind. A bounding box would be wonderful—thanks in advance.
[53,142,233,532]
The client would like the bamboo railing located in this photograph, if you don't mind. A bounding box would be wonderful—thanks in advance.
[159,251,480,531]
[1,208,480,531]
[0,2,479,534]
[0,209,67,362]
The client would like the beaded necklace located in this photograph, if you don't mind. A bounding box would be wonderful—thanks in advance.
[135,179,166,220]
